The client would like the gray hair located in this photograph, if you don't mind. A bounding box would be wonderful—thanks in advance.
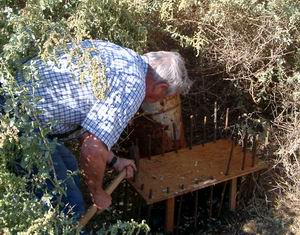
[144,51,192,95]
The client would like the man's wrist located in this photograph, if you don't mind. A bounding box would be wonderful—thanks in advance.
[107,155,118,168]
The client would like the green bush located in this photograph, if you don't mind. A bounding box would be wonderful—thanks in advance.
[0,0,149,233]
[1,0,299,233]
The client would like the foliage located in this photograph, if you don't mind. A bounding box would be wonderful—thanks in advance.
[148,0,300,232]
[97,220,150,235]
[1,0,300,233]
[0,0,148,233]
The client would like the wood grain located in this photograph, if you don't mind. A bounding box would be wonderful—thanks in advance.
[128,139,267,204]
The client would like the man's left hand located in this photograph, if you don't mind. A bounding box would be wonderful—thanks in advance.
[113,157,137,179]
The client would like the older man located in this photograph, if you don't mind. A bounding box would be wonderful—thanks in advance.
[16,40,191,220]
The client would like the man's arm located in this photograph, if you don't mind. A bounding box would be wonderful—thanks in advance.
[79,132,112,210]
[79,132,137,210]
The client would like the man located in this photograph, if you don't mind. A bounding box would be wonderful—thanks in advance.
[16,40,191,220]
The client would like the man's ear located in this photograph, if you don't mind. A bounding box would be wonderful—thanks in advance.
[155,82,169,94]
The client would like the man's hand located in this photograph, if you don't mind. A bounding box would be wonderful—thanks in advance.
[113,157,137,179]
[92,188,112,210]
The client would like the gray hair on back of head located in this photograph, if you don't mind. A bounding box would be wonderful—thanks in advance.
[144,51,192,95]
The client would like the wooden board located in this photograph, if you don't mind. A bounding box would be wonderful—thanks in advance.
[128,138,267,205]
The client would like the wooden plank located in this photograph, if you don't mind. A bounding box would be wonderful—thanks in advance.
[230,178,237,211]
[128,138,267,204]
[165,197,175,233]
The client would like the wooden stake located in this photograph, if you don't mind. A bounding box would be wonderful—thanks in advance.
[161,127,165,156]
[225,108,229,129]
[172,122,178,153]
[165,197,175,233]
[189,114,194,149]
[203,116,207,145]
[214,101,217,142]
[241,131,248,170]
[252,134,258,167]
[225,138,235,175]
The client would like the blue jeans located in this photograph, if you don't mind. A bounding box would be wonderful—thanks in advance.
[51,143,85,220]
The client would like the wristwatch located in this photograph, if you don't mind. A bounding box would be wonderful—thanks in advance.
[108,155,118,168]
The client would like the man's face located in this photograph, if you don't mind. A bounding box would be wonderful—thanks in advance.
[144,81,170,103]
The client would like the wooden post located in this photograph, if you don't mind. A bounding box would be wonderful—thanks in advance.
[229,178,237,211]
[165,197,175,233]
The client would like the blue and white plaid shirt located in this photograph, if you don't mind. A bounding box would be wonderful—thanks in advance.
[17,40,148,150]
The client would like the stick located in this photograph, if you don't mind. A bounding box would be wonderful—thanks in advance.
[241,131,248,170]
[223,108,229,138]
[203,116,207,145]
[225,138,235,176]
[161,127,165,156]
[214,101,217,142]
[78,170,127,229]
[172,122,178,153]
[189,114,194,149]
[252,134,258,167]
[225,108,229,129]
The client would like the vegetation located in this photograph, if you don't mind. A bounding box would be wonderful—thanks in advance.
[0,0,299,234]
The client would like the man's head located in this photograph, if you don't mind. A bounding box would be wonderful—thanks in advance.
[144,51,192,103]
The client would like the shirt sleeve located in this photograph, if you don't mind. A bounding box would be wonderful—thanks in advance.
[81,73,145,150]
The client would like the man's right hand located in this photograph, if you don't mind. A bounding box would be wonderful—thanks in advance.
[92,188,112,210]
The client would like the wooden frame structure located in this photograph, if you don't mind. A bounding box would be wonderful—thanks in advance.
[128,138,267,233]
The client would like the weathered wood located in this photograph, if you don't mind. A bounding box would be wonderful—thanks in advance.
[165,197,175,233]
[128,139,267,205]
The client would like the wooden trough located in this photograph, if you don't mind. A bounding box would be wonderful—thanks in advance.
[128,138,267,233]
